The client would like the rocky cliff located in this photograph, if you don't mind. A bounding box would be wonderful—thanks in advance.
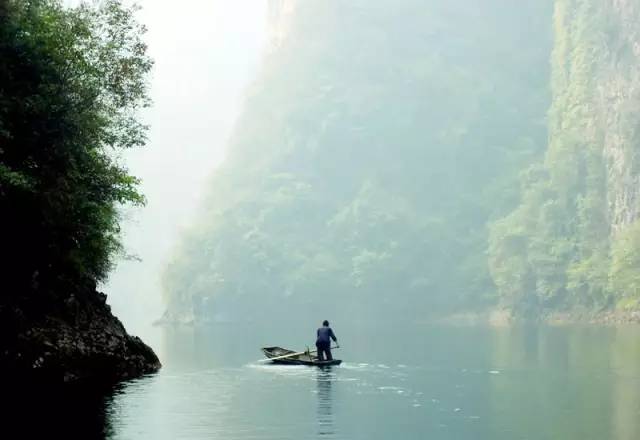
[598,0,640,232]
[0,279,160,385]
[164,0,640,321]
[267,0,297,50]
[162,0,553,323]
[489,0,640,313]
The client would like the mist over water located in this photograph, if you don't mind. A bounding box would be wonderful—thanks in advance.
[103,0,269,339]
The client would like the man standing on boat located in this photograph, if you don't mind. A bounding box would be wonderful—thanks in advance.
[316,320,338,361]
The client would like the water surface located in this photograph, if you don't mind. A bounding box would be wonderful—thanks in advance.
[15,324,640,439]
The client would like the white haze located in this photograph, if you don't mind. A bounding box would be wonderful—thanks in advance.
[99,0,269,338]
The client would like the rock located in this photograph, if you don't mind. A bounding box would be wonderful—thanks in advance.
[0,282,161,387]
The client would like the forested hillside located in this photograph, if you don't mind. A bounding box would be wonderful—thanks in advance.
[162,0,554,323]
[489,0,640,315]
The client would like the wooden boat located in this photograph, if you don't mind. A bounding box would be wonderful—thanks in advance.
[261,346,342,366]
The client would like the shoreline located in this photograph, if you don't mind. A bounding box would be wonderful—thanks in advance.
[435,308,640,327]
[154,307,640,328]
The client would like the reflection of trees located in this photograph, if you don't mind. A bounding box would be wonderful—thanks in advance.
[316,367,335,438]
[5,386,111,439]
[610,327,640,440]
[488,326,640,439]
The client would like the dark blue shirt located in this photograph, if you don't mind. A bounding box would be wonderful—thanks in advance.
[317,327,337,344]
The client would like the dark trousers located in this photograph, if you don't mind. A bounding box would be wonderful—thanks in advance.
[316,341,332,361]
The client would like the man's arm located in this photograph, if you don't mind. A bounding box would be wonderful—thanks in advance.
[330,328,337,342]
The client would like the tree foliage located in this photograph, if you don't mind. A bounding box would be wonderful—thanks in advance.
[163,0,640,322]
[0,0,151,293]
[162,0,553,322]
[489,0,640,315]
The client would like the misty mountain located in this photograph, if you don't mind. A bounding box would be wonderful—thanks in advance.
[162,0,553,323]
[489,0,640,314]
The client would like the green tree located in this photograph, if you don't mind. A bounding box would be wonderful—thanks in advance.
[162,0,553,322]
[0,0,151,293]
[610,221,640,308]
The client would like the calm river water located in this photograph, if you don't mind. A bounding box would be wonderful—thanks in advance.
[13,324,640,439]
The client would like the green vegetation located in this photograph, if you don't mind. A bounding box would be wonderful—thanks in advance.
[163,0,554,322]
[489,0,640,315]
[163,0,640,322]
[0,0,151,293]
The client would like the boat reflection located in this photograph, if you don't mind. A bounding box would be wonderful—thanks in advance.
[316,367,336,438]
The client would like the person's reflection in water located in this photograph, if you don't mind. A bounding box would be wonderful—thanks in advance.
[316,366,336,438]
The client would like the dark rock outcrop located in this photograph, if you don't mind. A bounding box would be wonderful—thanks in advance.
[0,279,160,386]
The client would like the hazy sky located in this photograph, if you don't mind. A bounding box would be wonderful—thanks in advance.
[94,0,269,336]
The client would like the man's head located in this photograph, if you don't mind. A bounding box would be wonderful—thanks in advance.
[322,320,329,327]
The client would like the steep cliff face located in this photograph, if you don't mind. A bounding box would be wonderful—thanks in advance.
[489,0,640,313]
[162,0,553,323]
[600,0,640,233]
[267,0,297,50]
[163,0,640,320]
